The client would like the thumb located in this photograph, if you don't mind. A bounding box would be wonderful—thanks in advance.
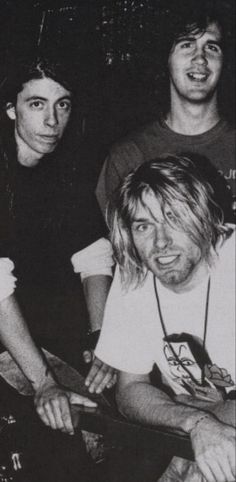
[69,392,97,407]
[83,350,93,364]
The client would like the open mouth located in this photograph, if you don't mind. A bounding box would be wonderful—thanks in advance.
[156,255,179,266]
[187,72,208,82]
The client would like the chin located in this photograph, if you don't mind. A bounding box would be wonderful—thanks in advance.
[157,269,190,287]
[37,145,58,155]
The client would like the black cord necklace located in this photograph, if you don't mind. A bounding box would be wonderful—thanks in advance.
[153,275,211,387]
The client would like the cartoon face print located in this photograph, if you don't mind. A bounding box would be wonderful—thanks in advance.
[164,341,202,385]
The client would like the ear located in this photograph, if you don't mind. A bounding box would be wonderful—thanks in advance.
[6,102,16,120]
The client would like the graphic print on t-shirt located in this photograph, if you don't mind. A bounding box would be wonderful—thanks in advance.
[163,333,234,397]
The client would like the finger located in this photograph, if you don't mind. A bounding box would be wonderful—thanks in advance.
[95,370,114,394]
[69,392,97,407]
[35,403,51,428]
[208,449,235,482]
[198,453,229,482]
[47,398,67,432]
[87,367,107,393]
[197,457,216,482]
[59,396,74,435]
[88,365,114,394]
[106,373,117,389]
[83,350,93,364]
[85,358,103,388]
[41,401,58,430]
[49,397,74,435]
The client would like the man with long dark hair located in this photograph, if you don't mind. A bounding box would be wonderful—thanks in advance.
[0,54,115,481]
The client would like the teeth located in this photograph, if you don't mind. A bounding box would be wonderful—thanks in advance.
[188,73,207,81]
[157,255,178,265]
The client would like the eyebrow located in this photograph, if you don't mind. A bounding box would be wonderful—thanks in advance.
[131,217,150,223]
[175,35,222,47]
[25,95,72,102]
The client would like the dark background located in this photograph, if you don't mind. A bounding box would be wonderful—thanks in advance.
[0,0,235,180]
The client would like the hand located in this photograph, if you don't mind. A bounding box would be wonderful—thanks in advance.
[84,353,117,394]
[190,415,236,482]
[34,379,97,435]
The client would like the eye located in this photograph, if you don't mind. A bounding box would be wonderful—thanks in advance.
[169,359,180,366]
[182,359,195,367]
[179,41,193,49]
[206,43,222,54]
[135,224,149,232]
[29,100,44,109]
[57,100,71,111]
[165,210,175,221]
[132,222,154,235]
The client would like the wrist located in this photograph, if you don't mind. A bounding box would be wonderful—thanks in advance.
[32,368,56,392]
[186,413,212,436]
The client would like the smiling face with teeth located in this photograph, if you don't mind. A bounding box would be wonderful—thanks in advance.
[130,191,208,291]
[168,21,223,104]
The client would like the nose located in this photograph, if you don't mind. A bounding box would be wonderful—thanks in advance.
[192,46,207,65]
[44,106,58,127]
[153,224,172,251]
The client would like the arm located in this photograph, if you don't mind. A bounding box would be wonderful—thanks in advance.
[82,274,112,332]
[82,274,117,393]
[71,238,117,393]
[0,295,96,434]
[117,371,236,482]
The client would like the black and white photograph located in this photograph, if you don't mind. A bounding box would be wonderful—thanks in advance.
[0,1,235,481]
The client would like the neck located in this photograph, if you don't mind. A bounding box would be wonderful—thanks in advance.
[166,96,220,135]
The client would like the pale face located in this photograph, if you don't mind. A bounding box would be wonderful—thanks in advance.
[130,193,204,290]
[6,77,72,166]
[168,22,223,104]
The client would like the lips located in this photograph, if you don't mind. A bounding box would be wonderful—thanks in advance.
[155,255,179,266]
[187,72,209,82]
[39,135,58,143]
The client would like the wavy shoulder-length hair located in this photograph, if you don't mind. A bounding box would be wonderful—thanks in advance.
[107,154,231,289]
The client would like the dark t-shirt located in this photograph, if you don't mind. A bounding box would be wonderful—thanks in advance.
[0,129,107,366]
[96,118,236,219]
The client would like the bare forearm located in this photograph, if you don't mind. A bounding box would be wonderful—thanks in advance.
[0,295,55,390]
[117,380,215,433]
[176,394,236,427]
[82,275,112,331]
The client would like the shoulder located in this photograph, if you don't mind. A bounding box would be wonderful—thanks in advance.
[104,267,155,320]
[217,120,236,140]
[109,120,162,165]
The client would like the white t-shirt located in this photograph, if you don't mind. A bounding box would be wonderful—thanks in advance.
[96,229,235,396]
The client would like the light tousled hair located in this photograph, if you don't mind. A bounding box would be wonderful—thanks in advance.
[108,154,231,288]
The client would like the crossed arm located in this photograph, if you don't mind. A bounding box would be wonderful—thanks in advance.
[117,371,236,482]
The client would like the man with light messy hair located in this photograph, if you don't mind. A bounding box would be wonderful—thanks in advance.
[95,154,235,482]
